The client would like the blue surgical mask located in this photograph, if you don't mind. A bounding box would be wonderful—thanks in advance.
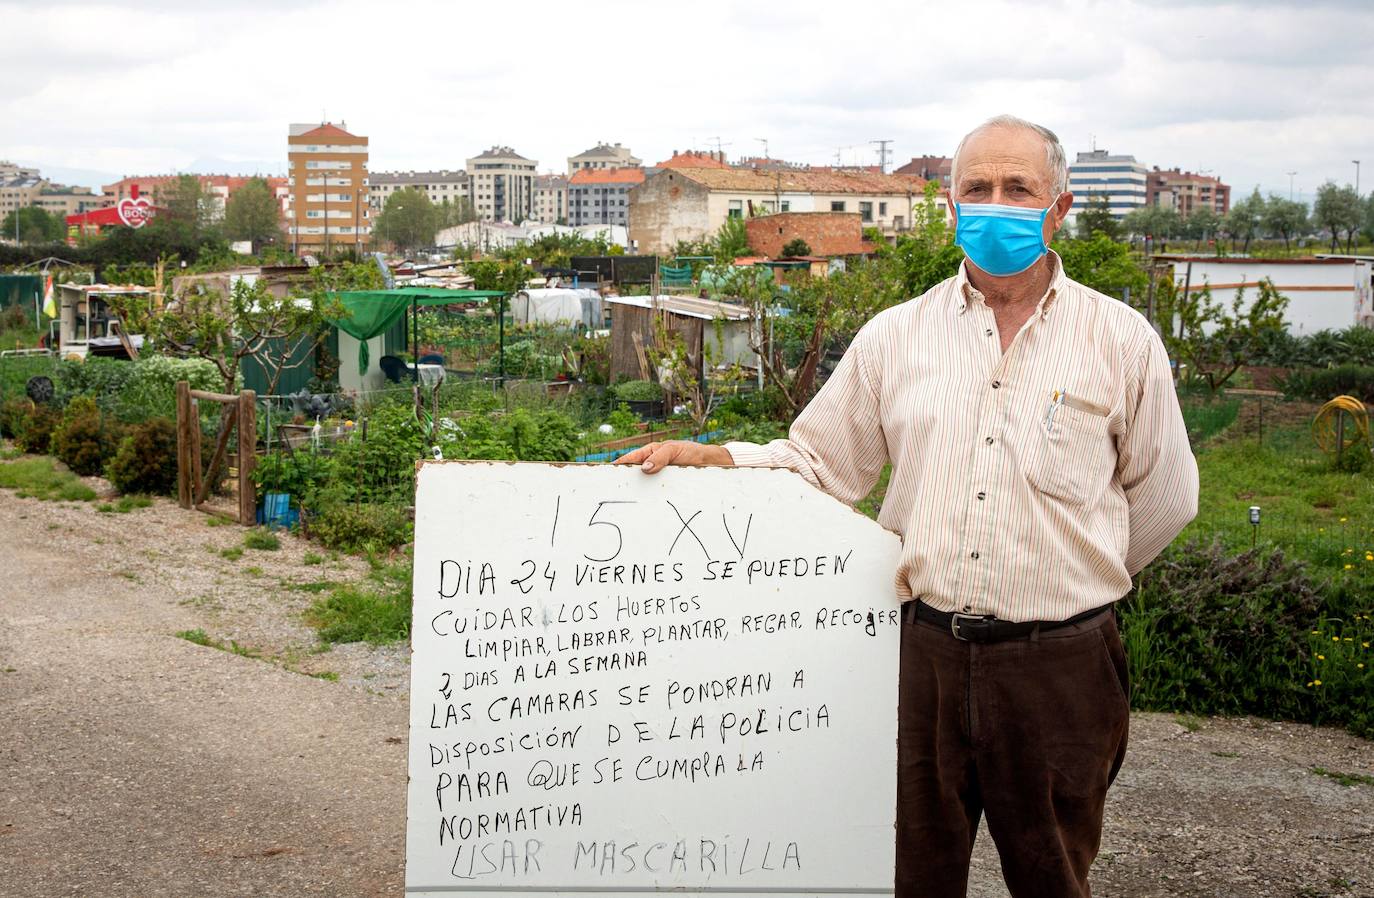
[954,200,1057,277]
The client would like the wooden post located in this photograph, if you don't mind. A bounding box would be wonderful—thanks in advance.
[175,380,192,509]
[237,390,257,526]
[189,397,203,504]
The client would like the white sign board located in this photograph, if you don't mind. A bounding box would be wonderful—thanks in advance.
[406,462,903,897]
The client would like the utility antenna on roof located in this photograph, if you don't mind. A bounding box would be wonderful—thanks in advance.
[705,136,731,158]
[870,139,893,174]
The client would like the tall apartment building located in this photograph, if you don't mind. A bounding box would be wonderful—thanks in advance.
[0,170,44,220]
[465,147,537,223]
[1146,168,1231,217]
[287,122,370,255]
[1067,149,1147,221]
[369,170,470,215]
[532,174,568,224]
[569,168,644,227]
[566,142,641,176]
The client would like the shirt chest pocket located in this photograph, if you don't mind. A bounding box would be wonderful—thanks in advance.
[1019,396,1114,505]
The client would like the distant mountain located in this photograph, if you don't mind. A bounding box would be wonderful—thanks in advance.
[183,156,285,177]
[17,162,119,192]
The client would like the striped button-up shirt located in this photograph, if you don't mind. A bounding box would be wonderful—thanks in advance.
[725,254,1198,622]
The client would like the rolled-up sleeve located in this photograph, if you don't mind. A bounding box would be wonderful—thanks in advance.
[725,325,888,507]
[1117,331,1199,574]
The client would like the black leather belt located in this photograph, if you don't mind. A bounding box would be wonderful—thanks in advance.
[907,600,1111,643]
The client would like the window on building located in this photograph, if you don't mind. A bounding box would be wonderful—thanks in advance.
[728,200,743,219]
[879,201,887,216]
[780,201,790,212]
[859,202,873,222]
[831,200,846,212]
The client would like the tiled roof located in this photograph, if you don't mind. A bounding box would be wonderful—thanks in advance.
[656,150,731,170]
[570,144,631,159]
[569,167,646,185]
[471,146,530,161]
[297,122,359,139]
[669,168,927,195]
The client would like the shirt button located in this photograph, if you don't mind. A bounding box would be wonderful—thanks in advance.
[985,436,994,445]
[970,551,980,560]
[985,328,993,337]
[976,491,986,500]
[963,605,972,612]
[991,380,1001,389]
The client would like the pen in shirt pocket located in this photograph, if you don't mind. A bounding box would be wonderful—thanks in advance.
[1044,388,1066,433]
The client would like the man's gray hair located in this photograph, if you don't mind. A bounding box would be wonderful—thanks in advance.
[950,115,1069,196]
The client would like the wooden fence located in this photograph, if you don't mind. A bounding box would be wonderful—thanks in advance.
[175,380,257,525]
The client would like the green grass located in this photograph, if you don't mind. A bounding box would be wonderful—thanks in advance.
[1179,396,1241,444]
[309,670,340,682]
[306,558,412,645]
[0,446,21,461]
[219,546,244,561]
[858,464,891,520]
[1174,713,1204,732]
[97,495,153,514]
[243,529,281,551]
[0,457,97,501]
[204,515,227,527]
[284,580,337,593]
[302,551,324,566]
[1183,422,1374,580]
[1311,766,1374,788]
[175,628,215,647]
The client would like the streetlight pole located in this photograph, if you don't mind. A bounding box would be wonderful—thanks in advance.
[1354,160,1361,196]
[1286,171,1297,201]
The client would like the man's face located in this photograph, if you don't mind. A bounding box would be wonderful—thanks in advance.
[947,127,1073,246]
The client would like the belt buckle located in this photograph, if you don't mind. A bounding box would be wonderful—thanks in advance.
[950,612,992,641]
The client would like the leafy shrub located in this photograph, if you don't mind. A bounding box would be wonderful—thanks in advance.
[53,396,122,476]
[52,356,223,423]
[329,401,427,503]
[1,398,31,439]
[1280,365,1374,404]
[252,449,334,507]
[1125,538,1371,737]
[781,238,812,257]
[480,339,562,379]
[106,417,178,495]
[439,407,580,461]
[14,403,60,454]
[612,380,663,402]
[307,500,412,554]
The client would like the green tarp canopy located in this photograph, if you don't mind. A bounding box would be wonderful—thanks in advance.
[326,288,507,374]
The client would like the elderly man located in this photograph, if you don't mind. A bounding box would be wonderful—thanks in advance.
[619,115,1197,897]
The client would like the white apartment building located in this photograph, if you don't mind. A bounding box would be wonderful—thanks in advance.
[1067,149,1148,222]
[369,170,470,214]
[465,147,537,223]
[533,174,568,224]
[566,142,641,177]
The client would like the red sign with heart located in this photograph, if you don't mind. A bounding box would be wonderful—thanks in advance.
[116,196,153,228]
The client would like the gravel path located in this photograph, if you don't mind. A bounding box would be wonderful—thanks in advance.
[1,473,1371,898]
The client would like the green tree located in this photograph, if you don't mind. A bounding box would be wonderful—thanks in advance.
[781,238,812,257]
[1,207,65,244]
[465,258,532,294]
[1313,182,1362,252]
[437,196,477,229]
[374,187,439,253]
[1155,278,1289,393]
[1222,189,1264,254]
[152,273,345,395]
[1051,231,1148,300]
[1074,194,1120,240]
[153,174,216,235]
[712,215,751,262]
[881,181,963,297]
[1184,207,1221,252]
[1121,205,1180,243]
[1363,192,1374,244]
[1262,196,1310,253]
[222,177,282,251]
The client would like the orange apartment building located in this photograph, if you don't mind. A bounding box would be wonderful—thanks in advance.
[287,121,370,255]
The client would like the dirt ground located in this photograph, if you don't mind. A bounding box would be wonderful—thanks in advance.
[1,470,1372,898]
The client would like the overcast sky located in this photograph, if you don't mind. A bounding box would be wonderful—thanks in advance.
[2,0,1371,204]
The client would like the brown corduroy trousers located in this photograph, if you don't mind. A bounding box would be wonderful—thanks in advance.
[895,605,1130,898]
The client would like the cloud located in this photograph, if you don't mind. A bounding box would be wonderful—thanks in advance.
[0,0,1369,203]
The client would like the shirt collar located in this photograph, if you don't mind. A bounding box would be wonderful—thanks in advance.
[956,250,1068,319]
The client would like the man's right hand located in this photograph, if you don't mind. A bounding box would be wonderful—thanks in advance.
[615,440,734,474]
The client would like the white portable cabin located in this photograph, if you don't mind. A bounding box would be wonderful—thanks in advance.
[1164,255,1374,334]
